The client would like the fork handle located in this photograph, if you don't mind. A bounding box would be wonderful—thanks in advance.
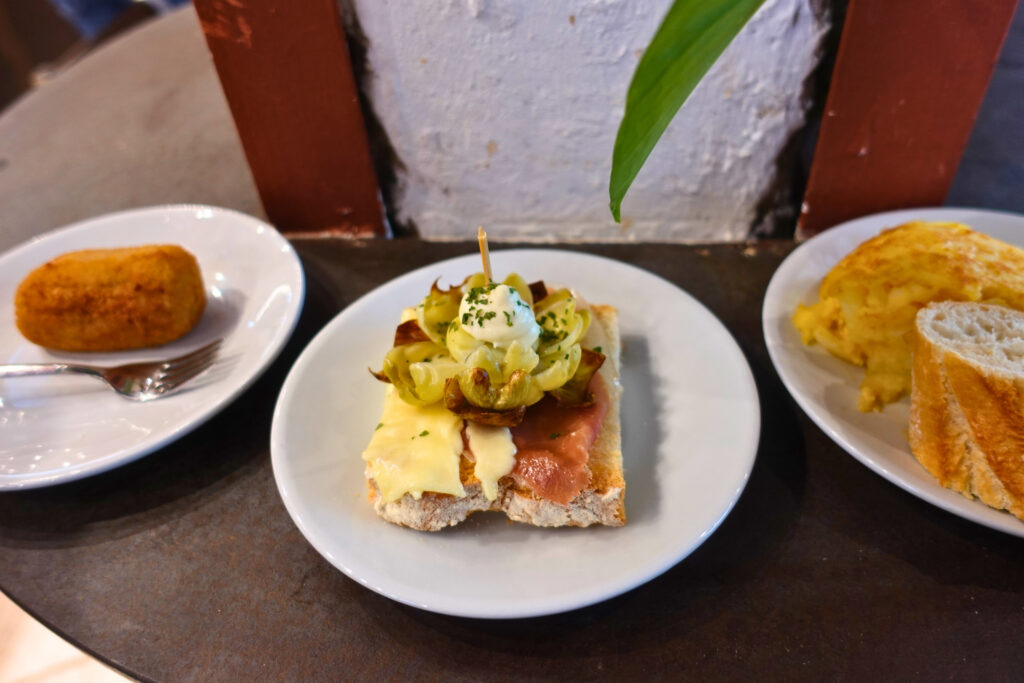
[0,364,100,379]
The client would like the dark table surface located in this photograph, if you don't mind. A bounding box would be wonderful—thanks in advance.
[2,239,1023,681]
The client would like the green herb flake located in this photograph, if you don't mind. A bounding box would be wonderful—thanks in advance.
[375,423,383,431]
[549,432,561,440]
[594,346,602,353]
[503,311,513,326]
[419,430,430,437]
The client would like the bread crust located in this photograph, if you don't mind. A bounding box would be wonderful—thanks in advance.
[368,305,624,531]
[909,303,1024,521]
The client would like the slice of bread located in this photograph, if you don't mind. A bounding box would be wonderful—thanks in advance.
[909,302,1024,521]
[368,305,624,531]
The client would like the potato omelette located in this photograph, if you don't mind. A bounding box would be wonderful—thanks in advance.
[793,221,1024,411]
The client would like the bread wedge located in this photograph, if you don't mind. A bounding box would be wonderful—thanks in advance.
[910,302,1024,521]
[368,305,624,531]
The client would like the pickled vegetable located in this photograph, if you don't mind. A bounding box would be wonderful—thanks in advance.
[549,348,606,406]
[373,271,599,417]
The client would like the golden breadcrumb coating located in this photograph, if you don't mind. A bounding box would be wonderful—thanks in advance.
[15,245,206,351]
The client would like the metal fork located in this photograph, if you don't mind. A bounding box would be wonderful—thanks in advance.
[0,339,222,401]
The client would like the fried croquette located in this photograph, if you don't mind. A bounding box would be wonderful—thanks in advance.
[15,245,206,351]
[793,221,1024,411]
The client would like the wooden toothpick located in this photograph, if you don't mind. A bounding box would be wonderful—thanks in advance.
[477,226,493,282]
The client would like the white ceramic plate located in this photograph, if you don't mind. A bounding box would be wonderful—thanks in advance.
[272,249,760,618]
[0,205,304,489]
[764,207,1024,538]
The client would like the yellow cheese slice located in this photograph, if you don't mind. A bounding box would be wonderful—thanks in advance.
[465,422,517,501]
[363,389,465,502]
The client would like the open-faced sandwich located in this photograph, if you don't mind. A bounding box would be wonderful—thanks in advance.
[361,259,623,531]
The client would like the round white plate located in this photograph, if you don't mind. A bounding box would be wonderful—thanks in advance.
[0,205,304,489]
[764,207,1024,538]
[272,249,760,618]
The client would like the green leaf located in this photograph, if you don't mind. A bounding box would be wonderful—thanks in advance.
[609,0,765,222]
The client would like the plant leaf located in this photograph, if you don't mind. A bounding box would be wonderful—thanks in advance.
[609,0,765,222]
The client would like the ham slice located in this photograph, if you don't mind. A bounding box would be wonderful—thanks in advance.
[509,374,610,504]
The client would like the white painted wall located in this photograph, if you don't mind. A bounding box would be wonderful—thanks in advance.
[353,0,828,241]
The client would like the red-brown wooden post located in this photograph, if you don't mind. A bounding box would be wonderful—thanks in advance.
[194,0,385,236]
[798,0,1018,238]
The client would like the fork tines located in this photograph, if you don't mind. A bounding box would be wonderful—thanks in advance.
[154,339,222,394]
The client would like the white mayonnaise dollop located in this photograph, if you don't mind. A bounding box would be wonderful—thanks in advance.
[459,284,540,348]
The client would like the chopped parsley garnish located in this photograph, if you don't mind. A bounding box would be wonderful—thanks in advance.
[594,346,602,353]
[419,430,429,437]
[461,287,507,327]
[539,329,559,343]
[549,432,561,440]
[503,311,513,326]
[464,285,496,307]
[375,423,383,431]
[469,310,496,326]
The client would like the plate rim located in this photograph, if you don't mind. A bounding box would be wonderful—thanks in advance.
[763,205,1024,537]
[271,248,761,618]
[0,203,306,489]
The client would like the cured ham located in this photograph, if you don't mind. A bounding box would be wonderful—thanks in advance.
[509,374,610,504]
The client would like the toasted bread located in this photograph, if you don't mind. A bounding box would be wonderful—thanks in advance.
[368,305,624,531]
[910,302,1024,521]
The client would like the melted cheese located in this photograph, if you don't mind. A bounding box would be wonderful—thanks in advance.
[362,389,466,502]
[465,422,517,501]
